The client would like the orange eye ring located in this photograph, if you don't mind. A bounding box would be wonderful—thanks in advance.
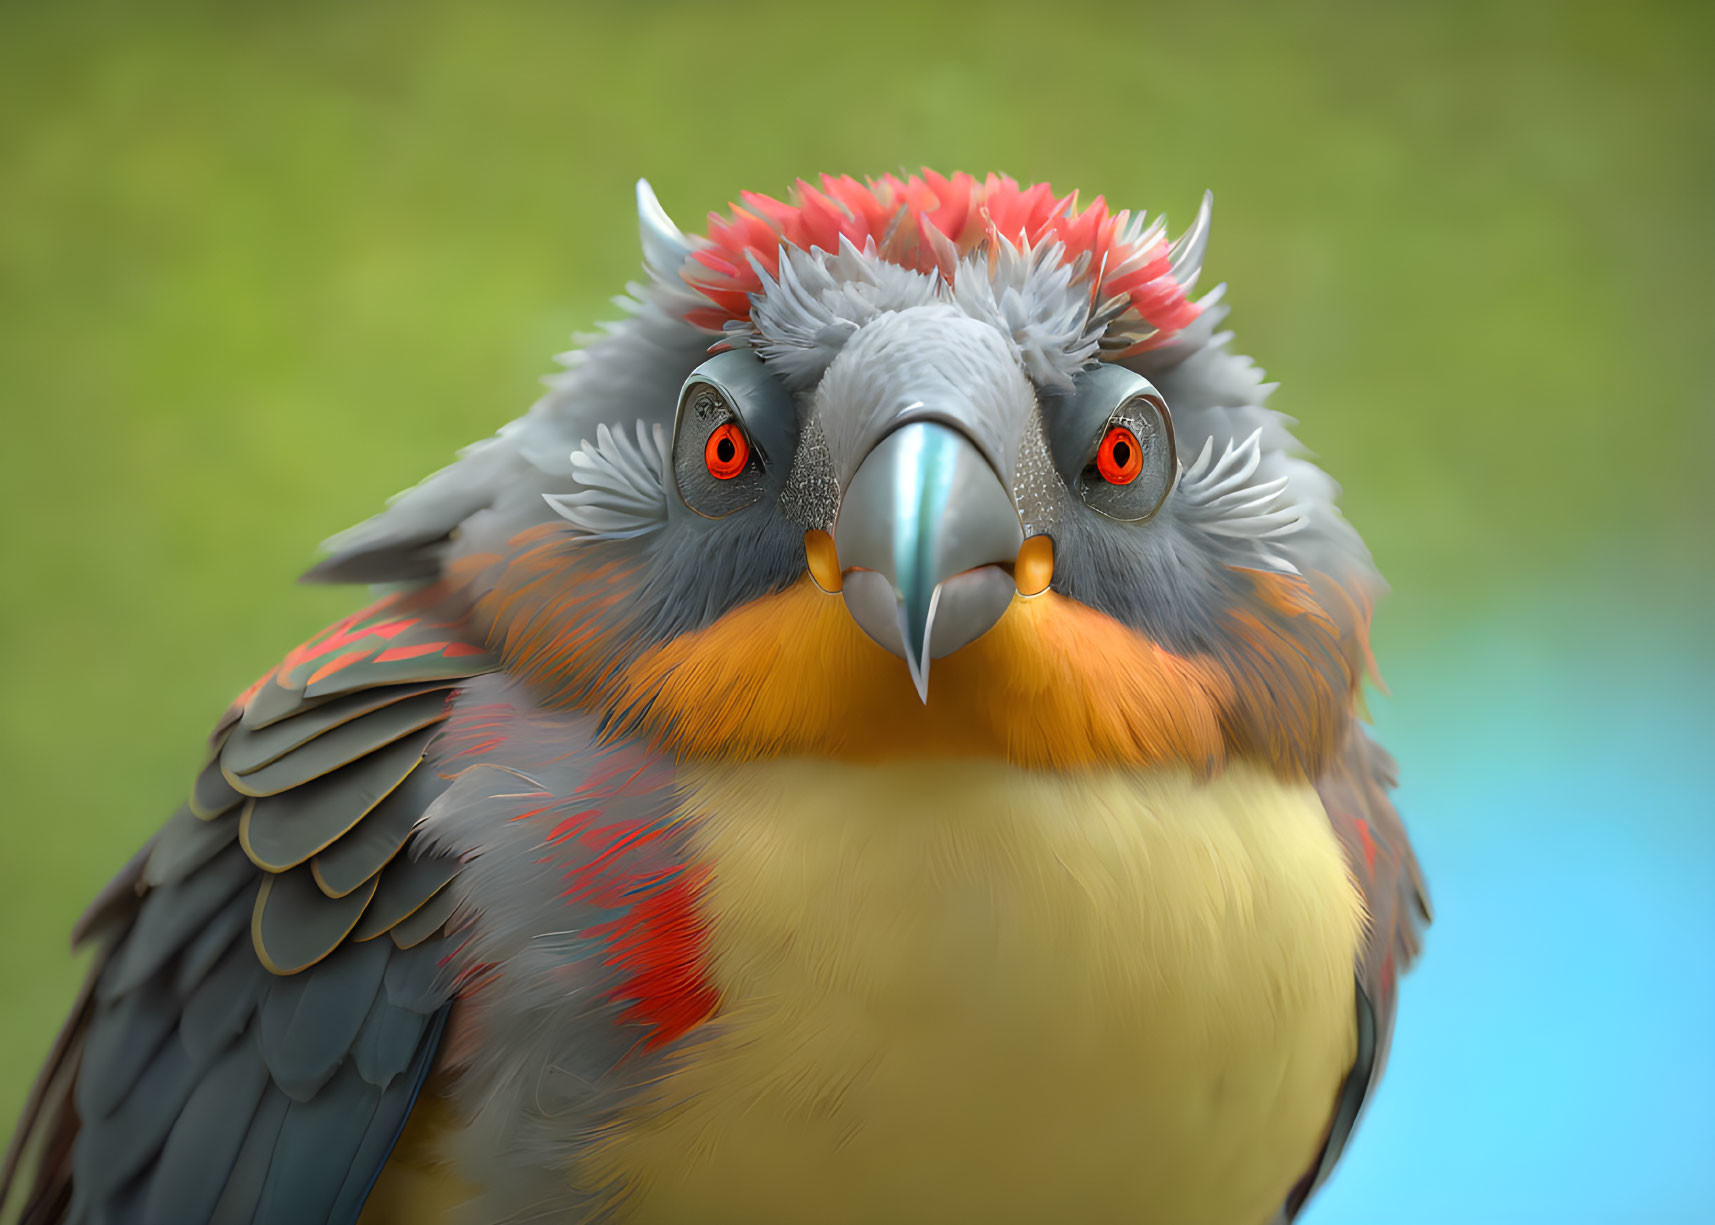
[1095,426,1144,485]
[704,422,750,480]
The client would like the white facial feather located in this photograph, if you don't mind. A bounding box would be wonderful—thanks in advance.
[1173,429,1308,573]
[543,419,670,539]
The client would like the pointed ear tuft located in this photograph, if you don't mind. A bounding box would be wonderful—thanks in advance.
[1167,190,1213,293]
[636,179,693,280]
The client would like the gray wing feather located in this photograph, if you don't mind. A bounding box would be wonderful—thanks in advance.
[75,975,178,1120]
[140,1029,270,1225]
[2,594,495,1224]
[385,885,459,950]
[173,885,259,996]
[189,760,245,820]
[142,805,240,889]
[258,939,390,1101]
[179,937,265,1063]
[240,732,435,872]
[205,1089,289,1225]
[251,868,377,975]
[228,709,441,800]
[380,942,448,1014]
[350,991,431,1090]
[307,767,435,898]
[254,1064,385,1225]
[350,852,460,942]
[99,846,254,1001]
[219,683,453,776]
[327,1007,449,1225]
[75,1031,202,1204]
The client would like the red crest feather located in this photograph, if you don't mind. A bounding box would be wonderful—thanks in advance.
[676,170,1204,355]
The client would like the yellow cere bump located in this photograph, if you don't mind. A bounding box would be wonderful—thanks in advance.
[803,529,843,593]
[1014,534,1054,596]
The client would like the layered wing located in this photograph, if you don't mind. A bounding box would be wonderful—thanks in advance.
[1282,723,1432,1219]
[0,592,497,1225]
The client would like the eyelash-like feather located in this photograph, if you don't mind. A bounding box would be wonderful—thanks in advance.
[544,420,670,539]
[1175,429,1306,572]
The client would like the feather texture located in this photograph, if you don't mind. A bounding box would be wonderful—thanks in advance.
[258,938,390,1101]
[172,885,258,996]
[0,595,491,1225]
[139,1028,269,1225]
[350,853,459,943]
[309,767,441,900]
[143,806,240,889]
[239,729,436,873]
[543,420,671,539]
[179,937,264,1063]
[4,171,1426,1225]
[1175,429,1308,572]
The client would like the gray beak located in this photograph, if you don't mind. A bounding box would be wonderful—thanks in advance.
[833,420,1025,701]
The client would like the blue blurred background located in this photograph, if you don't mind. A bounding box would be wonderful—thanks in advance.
[1,1,1710,1220]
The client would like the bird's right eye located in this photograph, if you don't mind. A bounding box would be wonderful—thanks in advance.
[673,382,766,517]
[671,350,794,520]
[704,421,751,480]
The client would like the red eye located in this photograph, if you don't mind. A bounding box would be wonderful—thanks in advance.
[1095,426,1143,485]
[704,422,750,480]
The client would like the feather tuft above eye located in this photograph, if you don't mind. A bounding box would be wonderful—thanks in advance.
[1175,429,1307,572]
[952,239,1102,391]
[544,420,671,539]
[745,239,940,389]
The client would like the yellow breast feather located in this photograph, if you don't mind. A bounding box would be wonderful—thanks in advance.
[586,757,1365,1225]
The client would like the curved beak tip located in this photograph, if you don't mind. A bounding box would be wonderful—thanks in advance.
[906,655,932,704]
[833,419,1025,703]
[899,586,941,704]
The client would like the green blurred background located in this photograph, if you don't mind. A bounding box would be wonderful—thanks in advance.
[2,1,1710,1220]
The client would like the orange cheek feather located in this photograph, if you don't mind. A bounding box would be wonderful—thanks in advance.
[608,576,1236,772]
[465,526,1355,776]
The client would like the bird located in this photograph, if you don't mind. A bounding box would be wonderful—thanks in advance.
[0,170,1430,1225]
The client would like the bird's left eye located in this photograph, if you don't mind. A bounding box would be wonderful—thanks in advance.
[1095,426,1144,485]
[1074,396,1175,522]
[1046,364,1177,523]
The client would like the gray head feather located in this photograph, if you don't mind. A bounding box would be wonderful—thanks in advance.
[748,239,1106,395]
[313,178,1380,629]
[747,238,940,390]
[951,240,1101,391]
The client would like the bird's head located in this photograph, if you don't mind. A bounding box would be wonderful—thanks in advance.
[319,172,1382,776]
